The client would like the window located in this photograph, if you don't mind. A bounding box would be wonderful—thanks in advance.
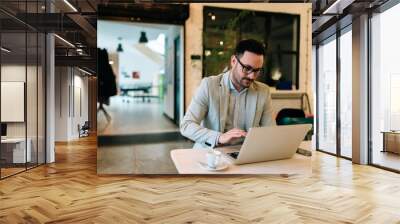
[203,7,300,89]
[317,35,337,154]
[370,3,400,171]
[339,27,352,158]
[0,1,47,179]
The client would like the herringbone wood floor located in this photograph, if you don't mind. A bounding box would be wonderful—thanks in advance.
[1,136,400,224]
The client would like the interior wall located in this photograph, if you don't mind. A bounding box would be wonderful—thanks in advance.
[54,67,89,141]
[184,3,313,113]
[1,65,32,137]
[164,26,184,120]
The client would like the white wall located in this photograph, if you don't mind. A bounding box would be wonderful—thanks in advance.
[118,46,162,87]
[54,67,89,141]
[1,65,34,137]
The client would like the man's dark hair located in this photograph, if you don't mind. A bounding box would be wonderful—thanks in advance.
[234,39,265,57]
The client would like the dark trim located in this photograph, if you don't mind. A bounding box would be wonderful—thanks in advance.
[163,112,176,124]
[367,11,373,165]
[336,27,341,157]
[183,24,186,114]
[36,19,39,167]
[72,68,75,117]
[98,131,186,146]
[0,7,38,32]
[295,15,301,90]
[313,14,352,45]
[0,169,27,180]
[44,32,47,164]
[341,155,352,161]
[316,149,351,162]
[373,0,400,13]
[25,5,28,171]
[44,0,48,165]
[370,164,400,174]
[315,44,319,151]
[316,149,338,157]
[98,4,189,25]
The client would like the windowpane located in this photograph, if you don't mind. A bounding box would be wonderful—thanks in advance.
[371,3,400,171]
[203,7,300,89]
[340,29,352,158]
[317,37,337,154]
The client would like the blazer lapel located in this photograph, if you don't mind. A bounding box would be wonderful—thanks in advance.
[219,72,230,132]
[245,83,258,130]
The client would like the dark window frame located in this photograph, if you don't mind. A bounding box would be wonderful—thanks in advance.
[202,6,301,89]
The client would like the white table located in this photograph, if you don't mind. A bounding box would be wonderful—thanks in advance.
[170,141,312,175]
[1,138,31,163]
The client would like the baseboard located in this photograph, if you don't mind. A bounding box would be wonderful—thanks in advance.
[98,131,186,146]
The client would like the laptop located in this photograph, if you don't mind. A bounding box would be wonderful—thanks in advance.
[221,124,312,165]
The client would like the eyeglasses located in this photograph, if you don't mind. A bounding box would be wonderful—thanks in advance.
[235,55,264,76]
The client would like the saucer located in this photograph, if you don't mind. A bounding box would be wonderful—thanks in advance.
[198,161,228,171]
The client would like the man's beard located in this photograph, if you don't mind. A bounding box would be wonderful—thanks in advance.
[240,77,254,88]
[232,68,253,89]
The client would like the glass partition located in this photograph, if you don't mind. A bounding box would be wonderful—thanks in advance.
[0,0,46,179]
[1,30,28,178]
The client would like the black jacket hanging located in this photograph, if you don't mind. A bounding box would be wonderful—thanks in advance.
[97,48,117,104]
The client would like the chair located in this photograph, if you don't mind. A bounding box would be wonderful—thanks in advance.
[78,121,90,138]
[276,108,305,125]
[276,108,313,140]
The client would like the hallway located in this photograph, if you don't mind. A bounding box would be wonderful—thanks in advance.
[97,96,178,136]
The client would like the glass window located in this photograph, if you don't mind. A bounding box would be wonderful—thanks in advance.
[371,3,400,171]
[0,1,46,179]
[317,36,337,154]
[1,10,28,178]
[339,28,352,158]
[203,7,300,89]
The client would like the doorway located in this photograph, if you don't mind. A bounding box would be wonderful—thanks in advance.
[97,20,184,136]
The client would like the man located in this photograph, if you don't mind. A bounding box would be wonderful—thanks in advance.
[180,39,275,149]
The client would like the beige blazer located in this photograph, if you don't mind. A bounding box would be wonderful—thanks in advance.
[180,71,275,149]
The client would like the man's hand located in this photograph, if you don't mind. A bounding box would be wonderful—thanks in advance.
[218,128,247,145]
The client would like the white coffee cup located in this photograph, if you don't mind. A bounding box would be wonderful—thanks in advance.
[206,150,221,169]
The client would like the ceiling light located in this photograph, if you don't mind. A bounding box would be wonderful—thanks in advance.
[219,41,223,46]
[63,0,78,12]
[139,31,148,43]
[54,34,75,48]
[117,37,123,52]
[1,47,11,53]
[78,67,92,76]
[322,0,352,15]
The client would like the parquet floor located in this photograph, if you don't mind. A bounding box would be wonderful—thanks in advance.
[1,136,400,223]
